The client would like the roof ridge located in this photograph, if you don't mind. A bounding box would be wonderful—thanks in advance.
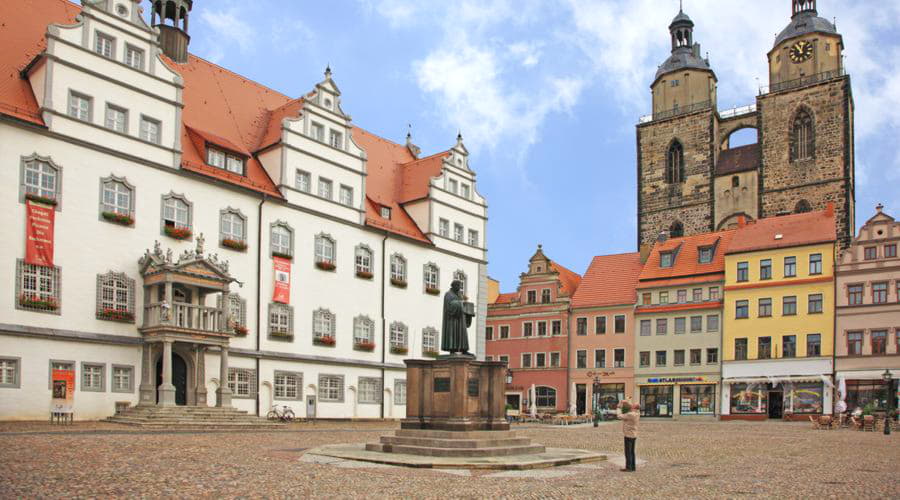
[176,54,295,102]
[401,150,450,167]
[590,251,641,260]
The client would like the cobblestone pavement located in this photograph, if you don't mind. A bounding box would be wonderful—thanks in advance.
[1,420,898,498]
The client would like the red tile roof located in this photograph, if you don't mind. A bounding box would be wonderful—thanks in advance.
[571,252,643,308]
[639,230,736,282]
[550,261,582,297]
[727,208,836,254]
[0,0,454,243]
[493,292,517,305]
[715,144,759,176]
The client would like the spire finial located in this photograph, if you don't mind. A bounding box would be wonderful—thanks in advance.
[325,64,332,79]
[679,0,683,13]
[406,123,412,140]
[876,203,884,213]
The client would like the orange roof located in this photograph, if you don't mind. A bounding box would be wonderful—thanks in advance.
[550,261,582,297]
[0,0,454,243]
[493,292,517,305]
[727,208,836,254]
[639,230,736,282]
[571,252,643,308]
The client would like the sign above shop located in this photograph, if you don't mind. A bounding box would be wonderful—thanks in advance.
[647,376,706,384]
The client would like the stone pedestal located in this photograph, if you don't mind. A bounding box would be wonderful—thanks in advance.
[402,356,509,432]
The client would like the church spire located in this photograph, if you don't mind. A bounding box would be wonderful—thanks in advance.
[669,6,694,52]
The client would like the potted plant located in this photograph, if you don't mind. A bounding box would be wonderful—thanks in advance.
[25,192,58,206]
[390,346,408,355]
[221,238,247,251]
[423,349,439,358]
[96,308,134,322]
[390,278,408,288]
[233,325,249,336]
[271,250,292,260]
[425,287,441,296]
[164,225,192,240]
[18,294,58,311]
[354,341,376,352]
[314,336,336,347]
[356,270,374,280]
[315,260,336,271]
[101,211,134,226]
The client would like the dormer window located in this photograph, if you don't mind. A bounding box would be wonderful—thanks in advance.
[660,251,674,268]
[207,148,244,175]
[380,206,392,219]
[448,179,458,194]
[311,122,324,141]
[698,246,714,264]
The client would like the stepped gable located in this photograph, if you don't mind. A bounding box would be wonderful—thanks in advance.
[727,206,836,254]
[571,252,643,308]
[716,144,760,176]
[640,229,736,284]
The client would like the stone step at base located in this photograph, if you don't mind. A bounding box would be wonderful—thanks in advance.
[107,405,285,429]
[108,416,272,424]
[380,435,532,449]
[106,419,283,429]
[365,442,546,457]
[394,429,518,440]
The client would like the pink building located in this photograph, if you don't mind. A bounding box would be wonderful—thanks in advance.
[485,246,580,413]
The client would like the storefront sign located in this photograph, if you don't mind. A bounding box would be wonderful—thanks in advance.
[647,376,706,384]
[51,369,74,414]
[272,256,291,304]
[25,200,55,266]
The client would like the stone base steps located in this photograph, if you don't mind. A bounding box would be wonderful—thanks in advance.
[367,429,546,458]
[366,442,546,457]
[107,405,283,429]
[380,435,532,449]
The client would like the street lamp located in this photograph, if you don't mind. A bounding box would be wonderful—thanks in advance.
[883,369,893,436]
[591,373,602,427]
[506,368,513,385]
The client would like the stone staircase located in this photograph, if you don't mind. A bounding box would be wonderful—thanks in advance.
[366,429,546,458]
[107,405,284,430]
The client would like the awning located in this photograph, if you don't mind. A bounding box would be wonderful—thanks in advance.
[724,375,829,384]
[836,370,900,381]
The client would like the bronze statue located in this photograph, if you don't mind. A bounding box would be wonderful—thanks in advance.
[441,280,474,355]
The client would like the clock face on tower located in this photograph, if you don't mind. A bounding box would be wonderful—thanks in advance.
[789,40,813,63]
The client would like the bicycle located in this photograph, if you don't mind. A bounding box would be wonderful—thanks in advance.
[267,404,295,423]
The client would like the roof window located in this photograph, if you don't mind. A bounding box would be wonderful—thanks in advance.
[660,251,675,268]
[207,147,244,175]
[698,246,714,264]
[380,206,392,219]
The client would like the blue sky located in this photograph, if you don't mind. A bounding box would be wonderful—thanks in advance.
[165,0,900,292]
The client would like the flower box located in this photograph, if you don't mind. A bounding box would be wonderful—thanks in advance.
[25,192,58,206]
[425,287,441,296]
[315,261,336,271]
[356,270,374,280]
[221,238,247,251]
[390,346,408,355]
[96,309,134,322]
[354,341,376,352]
[313,336,336,347]
[272,251,293,260]
[423,350,439,358]
[164,225,192,240]
[101,211,134,226]
[390,278,408,288]
[18,294,58,311]
[269,330,293,340]
[233,325,249,336]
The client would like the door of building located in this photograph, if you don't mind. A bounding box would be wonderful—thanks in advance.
[155,353,188,405]
[306,395,317,419]
[576,384,586,415]
[768,391,783,419]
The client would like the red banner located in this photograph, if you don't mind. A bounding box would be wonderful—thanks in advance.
[25,200,55,266]
[273,256,291,304]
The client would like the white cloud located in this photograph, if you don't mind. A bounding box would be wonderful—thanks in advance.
[508,42,542,68]
[200,7,255,58]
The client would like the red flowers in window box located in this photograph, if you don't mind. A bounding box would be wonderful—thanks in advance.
[221,238,247,251]
[96,308,134,322]
[233,325,249,336]
[25,192,58,206]
[101,211,134,226]
[314,336,336,347]
[354,341,376,351]
[356,270,374,280]
[390,278,408,288]
[271,251,292,260]
[423,349,439,358]
[315,260,336,271]
[425,287,441,296]
[18,294,58,310]
[164,226,192,240]
[390,346,408,355]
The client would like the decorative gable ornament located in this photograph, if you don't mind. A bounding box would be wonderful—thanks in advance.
[138,234,237,284]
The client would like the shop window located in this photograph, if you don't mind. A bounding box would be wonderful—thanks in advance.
[535,387,556,408]
[680,385,715,415]
[596,384,625,411]
[640,385,673,417]
[730,383,767,414]
[785,383,823,414]
[845,379,891,411]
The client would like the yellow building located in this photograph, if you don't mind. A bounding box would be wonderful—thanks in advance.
[721,208,837,420]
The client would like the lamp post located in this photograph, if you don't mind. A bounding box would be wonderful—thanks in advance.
[505,368,513,385]
[591,373,602,427]
[883,369,893,436]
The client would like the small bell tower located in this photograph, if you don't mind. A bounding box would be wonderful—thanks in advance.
[792,0,816,17]
[151,0,193,63]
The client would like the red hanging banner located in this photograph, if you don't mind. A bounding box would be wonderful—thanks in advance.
[273,256,291,304]
[25,200,55,267]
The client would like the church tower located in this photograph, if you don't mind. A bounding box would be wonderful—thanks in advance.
[636,8,718,247]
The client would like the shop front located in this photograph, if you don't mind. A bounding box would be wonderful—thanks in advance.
[721,358,833,421]
[572,370,633,416]
[636,375,720,419]
[834,370,900,414]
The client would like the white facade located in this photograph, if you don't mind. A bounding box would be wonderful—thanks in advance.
[0,0,488,420]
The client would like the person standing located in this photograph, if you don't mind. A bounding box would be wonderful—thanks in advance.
[616,401,639,472]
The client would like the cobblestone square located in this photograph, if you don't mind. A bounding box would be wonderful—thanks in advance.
[1,420,897,498]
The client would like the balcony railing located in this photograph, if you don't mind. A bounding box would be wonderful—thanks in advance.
[759,68,846,95]
[718,104,757,120]
[143,302,226,333]
[638,100,713,124]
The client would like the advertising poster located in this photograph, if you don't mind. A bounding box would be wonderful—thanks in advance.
[51,369,74,414]
[25,200,55,267]
[273,256,291,304]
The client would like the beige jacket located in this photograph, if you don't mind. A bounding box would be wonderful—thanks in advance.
[617,410,639,438]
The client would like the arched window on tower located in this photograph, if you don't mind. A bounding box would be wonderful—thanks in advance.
[666,141,685,184]
[790,108,814,162]
[669,221,684,238]
[794,200,812,214]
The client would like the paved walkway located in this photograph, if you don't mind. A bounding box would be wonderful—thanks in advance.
[1,420,897,498]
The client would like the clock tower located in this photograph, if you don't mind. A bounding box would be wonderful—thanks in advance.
[768,0,843,86]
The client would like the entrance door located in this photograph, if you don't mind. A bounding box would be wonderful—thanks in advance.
[768,391,783,419]
[156,353,188,405]
[576,384,586,415]
[306,395,317,419]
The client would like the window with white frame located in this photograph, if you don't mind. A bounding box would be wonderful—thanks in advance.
[313,309,335,340]
[311,122,325,141]
[82,363,105,392]
[162,194,190,230]
[439,218,450,237]
[96,271,134,319]
[448,178,458,194]
[68,92,92,121]
[268,303,293,337]
[111,365,133,393]
[125,45,144,69]
[220,210,246,245]
[315,234,335,265]
[318,178,333,199]
[225,155,244,175]
[207,148,244,175]
[139,116,161,144]
[380,206,392,219]
[329,130,343,149]
[23,158,59,202]
[95,32,114,58]
[16,260,61,313]
[390,322,408,350]
[101,178,133,217]
[454,223,464,242]
[339,185,353,206]
[219,294,247,329]
[355,245,373,275]
[295,170,311,192]
[227,367,257,398]
[0,358,20,388]
[270,223,293,257]
[105,104,128,133]
[274,371,302,400]
[467,229,479,247]
[358,377,382,404]
[422,327,438,355]
[319,374,344,402]
[424,263,440,291]
[460,184,470,198]
[391,254,407,283]
[453,270,468,297]
[394,379,406,405]
[353,316,374,345]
